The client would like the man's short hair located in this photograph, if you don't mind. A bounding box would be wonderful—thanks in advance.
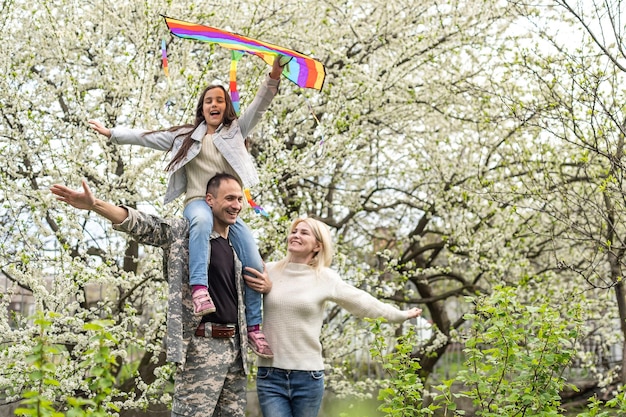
[205,173,242,196]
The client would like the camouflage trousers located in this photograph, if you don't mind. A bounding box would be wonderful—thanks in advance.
[171,333,246,417]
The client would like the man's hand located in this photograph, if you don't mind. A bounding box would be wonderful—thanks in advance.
[243,265,272,294]
[50,179,96,211]
[50,180,129,224]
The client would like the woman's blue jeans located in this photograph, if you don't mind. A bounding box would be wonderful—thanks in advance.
[256,367,325,417]
[183,199,263,326]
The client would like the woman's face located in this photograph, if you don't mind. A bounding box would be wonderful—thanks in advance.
[287,221,321,261]
[202,87,227,131]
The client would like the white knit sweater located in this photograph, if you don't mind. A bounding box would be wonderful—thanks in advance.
[257,262,409,371]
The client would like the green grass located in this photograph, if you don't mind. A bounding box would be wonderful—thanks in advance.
[319,395,384,417]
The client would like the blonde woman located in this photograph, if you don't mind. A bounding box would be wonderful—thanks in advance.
[243,218,422,417]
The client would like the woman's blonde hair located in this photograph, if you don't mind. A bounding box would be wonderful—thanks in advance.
[276,218,334,271]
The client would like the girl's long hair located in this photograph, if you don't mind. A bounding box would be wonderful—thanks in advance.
[164,84,238,171]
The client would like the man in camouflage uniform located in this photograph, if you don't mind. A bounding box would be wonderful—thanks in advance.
[50,173,267,417]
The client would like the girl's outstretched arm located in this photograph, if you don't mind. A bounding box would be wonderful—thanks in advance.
[88,120,112,138]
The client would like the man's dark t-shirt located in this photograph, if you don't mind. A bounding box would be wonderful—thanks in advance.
[202,236,238,324]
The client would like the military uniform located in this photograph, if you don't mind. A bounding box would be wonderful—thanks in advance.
[113,207,249,416]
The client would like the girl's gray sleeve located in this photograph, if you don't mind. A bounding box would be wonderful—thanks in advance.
[237,76,280,137]
[110,126,177,151]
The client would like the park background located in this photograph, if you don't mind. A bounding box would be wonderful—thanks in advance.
[2,0,626,415]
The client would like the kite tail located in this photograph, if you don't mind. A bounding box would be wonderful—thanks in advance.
[161,39,173,108]
[244,188,268,217]
[305,96,325,145]
[161,39,170,80]
[230,51,244,116]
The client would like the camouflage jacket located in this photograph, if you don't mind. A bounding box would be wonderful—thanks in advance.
[113,206,249,372]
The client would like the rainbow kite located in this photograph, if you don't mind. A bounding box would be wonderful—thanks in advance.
[162,15,326,91]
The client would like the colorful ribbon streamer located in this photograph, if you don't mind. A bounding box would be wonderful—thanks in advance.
[161,39,173,108]
[161,39,170,79]
[245,188,268,217]
[229,50,244,116]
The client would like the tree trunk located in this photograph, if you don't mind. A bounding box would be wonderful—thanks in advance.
[614,279,626,384]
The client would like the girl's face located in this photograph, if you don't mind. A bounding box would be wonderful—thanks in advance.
[287,221,321,263]
[202,88,227,132]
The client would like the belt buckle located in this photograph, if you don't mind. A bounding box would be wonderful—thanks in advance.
[195,323,236,338]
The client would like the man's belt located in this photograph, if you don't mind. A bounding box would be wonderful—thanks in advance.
[195,322,237,338]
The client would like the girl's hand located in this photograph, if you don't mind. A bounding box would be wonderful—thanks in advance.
[88,120,112,138]
[269,54,289,80]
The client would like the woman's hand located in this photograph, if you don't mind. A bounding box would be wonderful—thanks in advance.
[243,264,273,294]
[406,307,423,319]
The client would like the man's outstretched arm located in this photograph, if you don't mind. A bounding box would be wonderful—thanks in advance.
[50,179,128,224]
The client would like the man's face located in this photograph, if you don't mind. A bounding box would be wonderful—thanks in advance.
[206,179,243,227]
